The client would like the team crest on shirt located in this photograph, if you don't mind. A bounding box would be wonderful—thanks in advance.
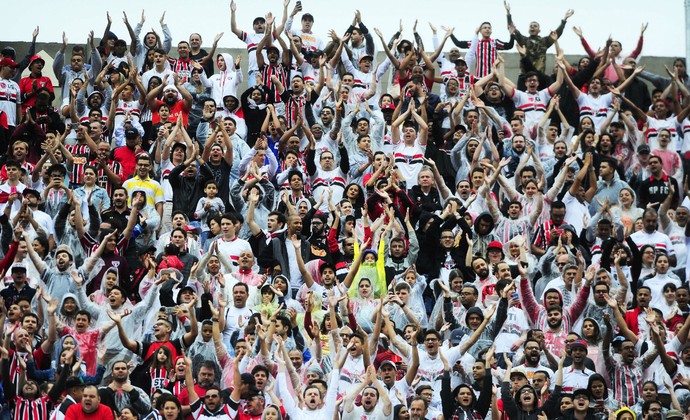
[0,83,5,88]
[311,245,326,257]
[112,261,120,268]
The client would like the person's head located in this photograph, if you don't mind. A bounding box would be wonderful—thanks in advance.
[516,384,538,409]
[232,282,249,307]
[79,385,101,414]
[360,385,380,412]
[409,397,428,420]
[642,208,659,233]
[156,395,181,420]
[470,255,489,280]
[546,306,563,329]
[523,71,540,93]
[655,254,670,275]
[197,360,217,389]
[642,399,663,420]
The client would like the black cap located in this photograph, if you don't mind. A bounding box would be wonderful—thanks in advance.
[22,189,40,199]
[253,17,266,25]
[138,244,156,255]
[125,128,139,139]
[573,388,591,399]
[1,47,16,59]
[637,144,651,154]
[302,13,314,21]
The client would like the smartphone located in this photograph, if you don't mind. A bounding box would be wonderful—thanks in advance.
[512,293,519,300]
[10,186,16,195]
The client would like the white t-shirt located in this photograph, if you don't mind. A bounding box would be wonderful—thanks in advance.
[343,404,391,420]
[393,142,425,188]
[562,191,590,235]
[630,230,675,256]
[215,236,252,268]
[493,306,530,353]
[510,88,552,127]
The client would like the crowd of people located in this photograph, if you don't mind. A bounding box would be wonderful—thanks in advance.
[0,2,688,420]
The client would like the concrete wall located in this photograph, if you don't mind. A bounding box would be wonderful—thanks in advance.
[5,41,676,105]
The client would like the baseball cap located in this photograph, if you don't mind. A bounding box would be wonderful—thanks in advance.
[302,13,314,21]
[0,57,19,68]
[163,84,179,94]
[28,55,45,67]
[487,241,503,251]
[358,54,374,63]
[454,57,467,66]
[510,367,528,379]
[11,263,27,272]
[125,128,139,139]
[138,244,157,255]
[379,360,397,370]
[266,45,280,54]
[253,17,266,25]
[573,388,591,399]
[667,409,683,419]
[637,144,651,154]
[1,47,16,59]
[570,339,588,351]
[22,189,40,199]
[450,328,464,346]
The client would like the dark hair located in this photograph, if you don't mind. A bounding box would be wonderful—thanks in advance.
[233,282,249,293]
[47,163,67,177]
[268,211,287,227]
[75,310,92,321]
[551,201,566,211]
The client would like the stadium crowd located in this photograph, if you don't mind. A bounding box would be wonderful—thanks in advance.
[0,1,688,420]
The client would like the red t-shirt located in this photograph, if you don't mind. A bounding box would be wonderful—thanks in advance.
[65,403,114,420]
[152,100,189,126]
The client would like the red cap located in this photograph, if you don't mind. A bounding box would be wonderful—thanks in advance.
[0,57,19,68]
[487,241,503,251]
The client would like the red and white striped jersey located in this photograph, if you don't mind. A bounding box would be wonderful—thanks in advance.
[645,115,679,152]
[66,143,93,185]
[510,88,553,127]
[240,31,269,72]
[576,92,613,131]
[0,77,21,126]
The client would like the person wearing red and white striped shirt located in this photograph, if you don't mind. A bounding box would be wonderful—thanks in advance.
[602,310,665,407]
[499,67,564,128]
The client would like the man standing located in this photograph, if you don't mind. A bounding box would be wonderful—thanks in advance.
[637,155,679,210]
[146,75,193,126]
[259,215,310,295]
[122,155,164,223]
[0,57,22,141]
[561,339,595,392]
[342,366,392,420]
[98,360,151,415]
[65,385,114,420]
[55,377,85,420]
[631,208,676,267]
[53,32,101,100]
[90,140,123,198]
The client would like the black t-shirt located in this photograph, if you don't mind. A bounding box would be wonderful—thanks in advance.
[191,50,214,78]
